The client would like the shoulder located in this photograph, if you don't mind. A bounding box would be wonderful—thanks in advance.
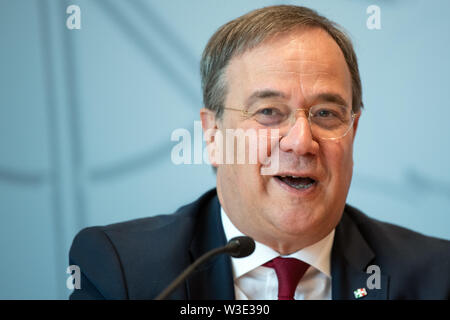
[72,188,218,253]
[344,204,450,258]
[343,204,450,299]
[69,188,218,299]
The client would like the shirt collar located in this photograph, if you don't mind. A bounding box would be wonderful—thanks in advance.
[220,206,335,280]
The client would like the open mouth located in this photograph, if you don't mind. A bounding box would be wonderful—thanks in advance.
[275,175,316,190]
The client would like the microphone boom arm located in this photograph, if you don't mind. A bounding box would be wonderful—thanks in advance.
[154,246,230,300]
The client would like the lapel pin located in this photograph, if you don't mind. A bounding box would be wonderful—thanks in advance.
[353,288,368,299]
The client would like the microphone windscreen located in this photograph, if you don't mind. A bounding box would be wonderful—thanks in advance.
[227,236,255,258]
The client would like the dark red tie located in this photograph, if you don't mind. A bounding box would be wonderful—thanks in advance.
[263,257,310,300]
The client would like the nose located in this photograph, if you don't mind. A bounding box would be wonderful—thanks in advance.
[279,115,319,156]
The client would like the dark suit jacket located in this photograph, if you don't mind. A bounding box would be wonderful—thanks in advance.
[69,188,450,300]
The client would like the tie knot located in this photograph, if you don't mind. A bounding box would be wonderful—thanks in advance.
[263,257,310,300]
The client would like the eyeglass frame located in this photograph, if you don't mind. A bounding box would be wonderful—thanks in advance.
[222,105,358,141]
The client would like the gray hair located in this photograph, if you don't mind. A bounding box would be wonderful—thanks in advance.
[200,5,363,118]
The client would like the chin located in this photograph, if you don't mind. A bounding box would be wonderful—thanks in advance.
[270,206,323,234]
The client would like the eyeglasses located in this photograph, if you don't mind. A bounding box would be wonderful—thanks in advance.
[224,103,357,140]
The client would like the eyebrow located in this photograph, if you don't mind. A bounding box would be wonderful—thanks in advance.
[244,89,288,109]
[312,93,349,107]
[243,90,349,109]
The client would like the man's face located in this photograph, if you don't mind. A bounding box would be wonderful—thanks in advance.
[204,27,360,254]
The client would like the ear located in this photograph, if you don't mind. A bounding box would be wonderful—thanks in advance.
[200,108,220,167]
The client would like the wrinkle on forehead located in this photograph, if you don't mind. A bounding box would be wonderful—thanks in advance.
[225,28,352,108]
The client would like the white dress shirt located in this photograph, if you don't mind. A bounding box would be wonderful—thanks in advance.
[221,207,335,300]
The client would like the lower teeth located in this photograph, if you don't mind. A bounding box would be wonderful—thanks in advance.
[288,182,314,189]
[278,177,315,189]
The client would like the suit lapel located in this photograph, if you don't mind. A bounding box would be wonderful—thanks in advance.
[183,193,390,300]
[331,207,389,300]
[186,195,235,299]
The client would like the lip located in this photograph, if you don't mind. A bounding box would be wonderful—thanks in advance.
[272,175,319,197]
[273,172,321,181]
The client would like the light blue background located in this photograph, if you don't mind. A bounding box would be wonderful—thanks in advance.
[0,0,449,299]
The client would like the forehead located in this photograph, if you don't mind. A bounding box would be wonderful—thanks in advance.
[225,27,352,106]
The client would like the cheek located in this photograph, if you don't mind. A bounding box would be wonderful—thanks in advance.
[222,161,266,195]
[322,140,354,189]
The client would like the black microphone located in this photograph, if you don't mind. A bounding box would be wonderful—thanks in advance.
[155,236,255,300]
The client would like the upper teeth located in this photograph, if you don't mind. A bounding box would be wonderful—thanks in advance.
[282,175,303,178]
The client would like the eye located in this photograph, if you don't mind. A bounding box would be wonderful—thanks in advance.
[252,106,287,126]
[258,108,277,116]
[310,104,350,130]
[311,105,345,120]
[317,109,333,117]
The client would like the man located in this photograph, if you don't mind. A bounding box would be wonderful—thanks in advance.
[69,5,450,300]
